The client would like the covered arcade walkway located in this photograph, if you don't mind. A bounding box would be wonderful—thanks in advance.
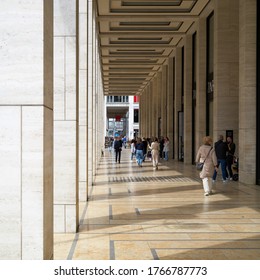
[54,149,260,260]
[1,0,260,260]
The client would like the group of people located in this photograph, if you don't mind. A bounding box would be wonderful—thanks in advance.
[113,136,170,170]
[196,135,236,196]
[113,133,236,197]
[130,136,170,169]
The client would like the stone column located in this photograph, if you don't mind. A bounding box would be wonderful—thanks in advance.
[95,59,104,162]
[144,87,149,137]
[167,57,174,159]
[54,0,79,233]
[139,94,143,136]
[174,48,183,160]
[196,18,207,151]
[239,0,256,184]
[79,0,88,201]
[147,83,153,137]
[139,92,146,137]
[92,15,97,176]
[157,72,162,137]
[0,0,53,259]
[88,0,94,190]
[214,0,239,141]
[152,76,158,137]
[184,35,193,164]
[151,78,157,137]
[128,96,134,139]
[161,65,168,136]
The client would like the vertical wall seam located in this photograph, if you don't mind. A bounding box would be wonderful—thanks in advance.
[64,37,66,121]
[64,204,66,233]
[20,106,23,259]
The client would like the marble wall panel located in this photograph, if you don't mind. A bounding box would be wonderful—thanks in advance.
[167,57,174,159]
[22,106,44,259]
[79,0,87,13]
[184,35,193,164]
[54,0,76,36]
[54,205,65,233]
[54,205,78,233]
[54,121,77,204]
[239,128,256,184]
[239,0,256,184]
[79,13,87,71]
[153,77,158,136]
[54,37,65,120]
[66,205,78,233]
[79,182,87,203]
[215,30,239,63]
[214,0,239,145]
[78,2,88,203]
[79,70,87,125]
[0,1,44,105]
[54,0,78,234]
[0,107,21,259]
[239,87,256,129]
[239,44,257,87]
[65,37,77,120]
[79,125,87,182]
[215,62,239,97]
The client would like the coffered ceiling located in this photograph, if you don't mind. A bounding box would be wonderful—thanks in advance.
[96,0,210,96]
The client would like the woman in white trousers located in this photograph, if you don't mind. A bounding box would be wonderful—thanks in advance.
[149,137,160,170]
[196,136,218,196]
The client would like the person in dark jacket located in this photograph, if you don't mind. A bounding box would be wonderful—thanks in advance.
[159,136,164,159]
[142,137,148,162]
[212,135,228,183]
[135,137,144,167]
[114,136,123,164]
[226,136,236,180]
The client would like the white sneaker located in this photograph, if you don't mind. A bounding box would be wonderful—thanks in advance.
[212,180,216,183]
[223,180,227,183]
[230,177,233,181]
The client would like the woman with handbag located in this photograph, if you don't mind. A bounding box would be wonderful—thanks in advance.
[196,136,218,196]
[149,137,160,170]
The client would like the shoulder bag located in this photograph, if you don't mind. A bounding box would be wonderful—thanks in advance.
[196,147,212,171]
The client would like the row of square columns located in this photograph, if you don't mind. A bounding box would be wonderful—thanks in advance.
[140,63,174,159]
[139,0,256,185]
[0,0,104,259]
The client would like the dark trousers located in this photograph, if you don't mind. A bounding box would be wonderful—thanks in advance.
[213,159,227,181]
[115,148,121,163]
[226,155,234,178]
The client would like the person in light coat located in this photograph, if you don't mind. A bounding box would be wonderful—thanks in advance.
[149,137,160,170]
[196,136,218,196]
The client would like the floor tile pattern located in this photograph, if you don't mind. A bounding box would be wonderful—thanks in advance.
[54,149,260,260]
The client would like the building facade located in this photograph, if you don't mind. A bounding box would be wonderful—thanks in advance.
[0,0,259,259]
[106,95,139,140]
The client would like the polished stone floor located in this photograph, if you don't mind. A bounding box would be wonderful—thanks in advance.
[54,148,260,260]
